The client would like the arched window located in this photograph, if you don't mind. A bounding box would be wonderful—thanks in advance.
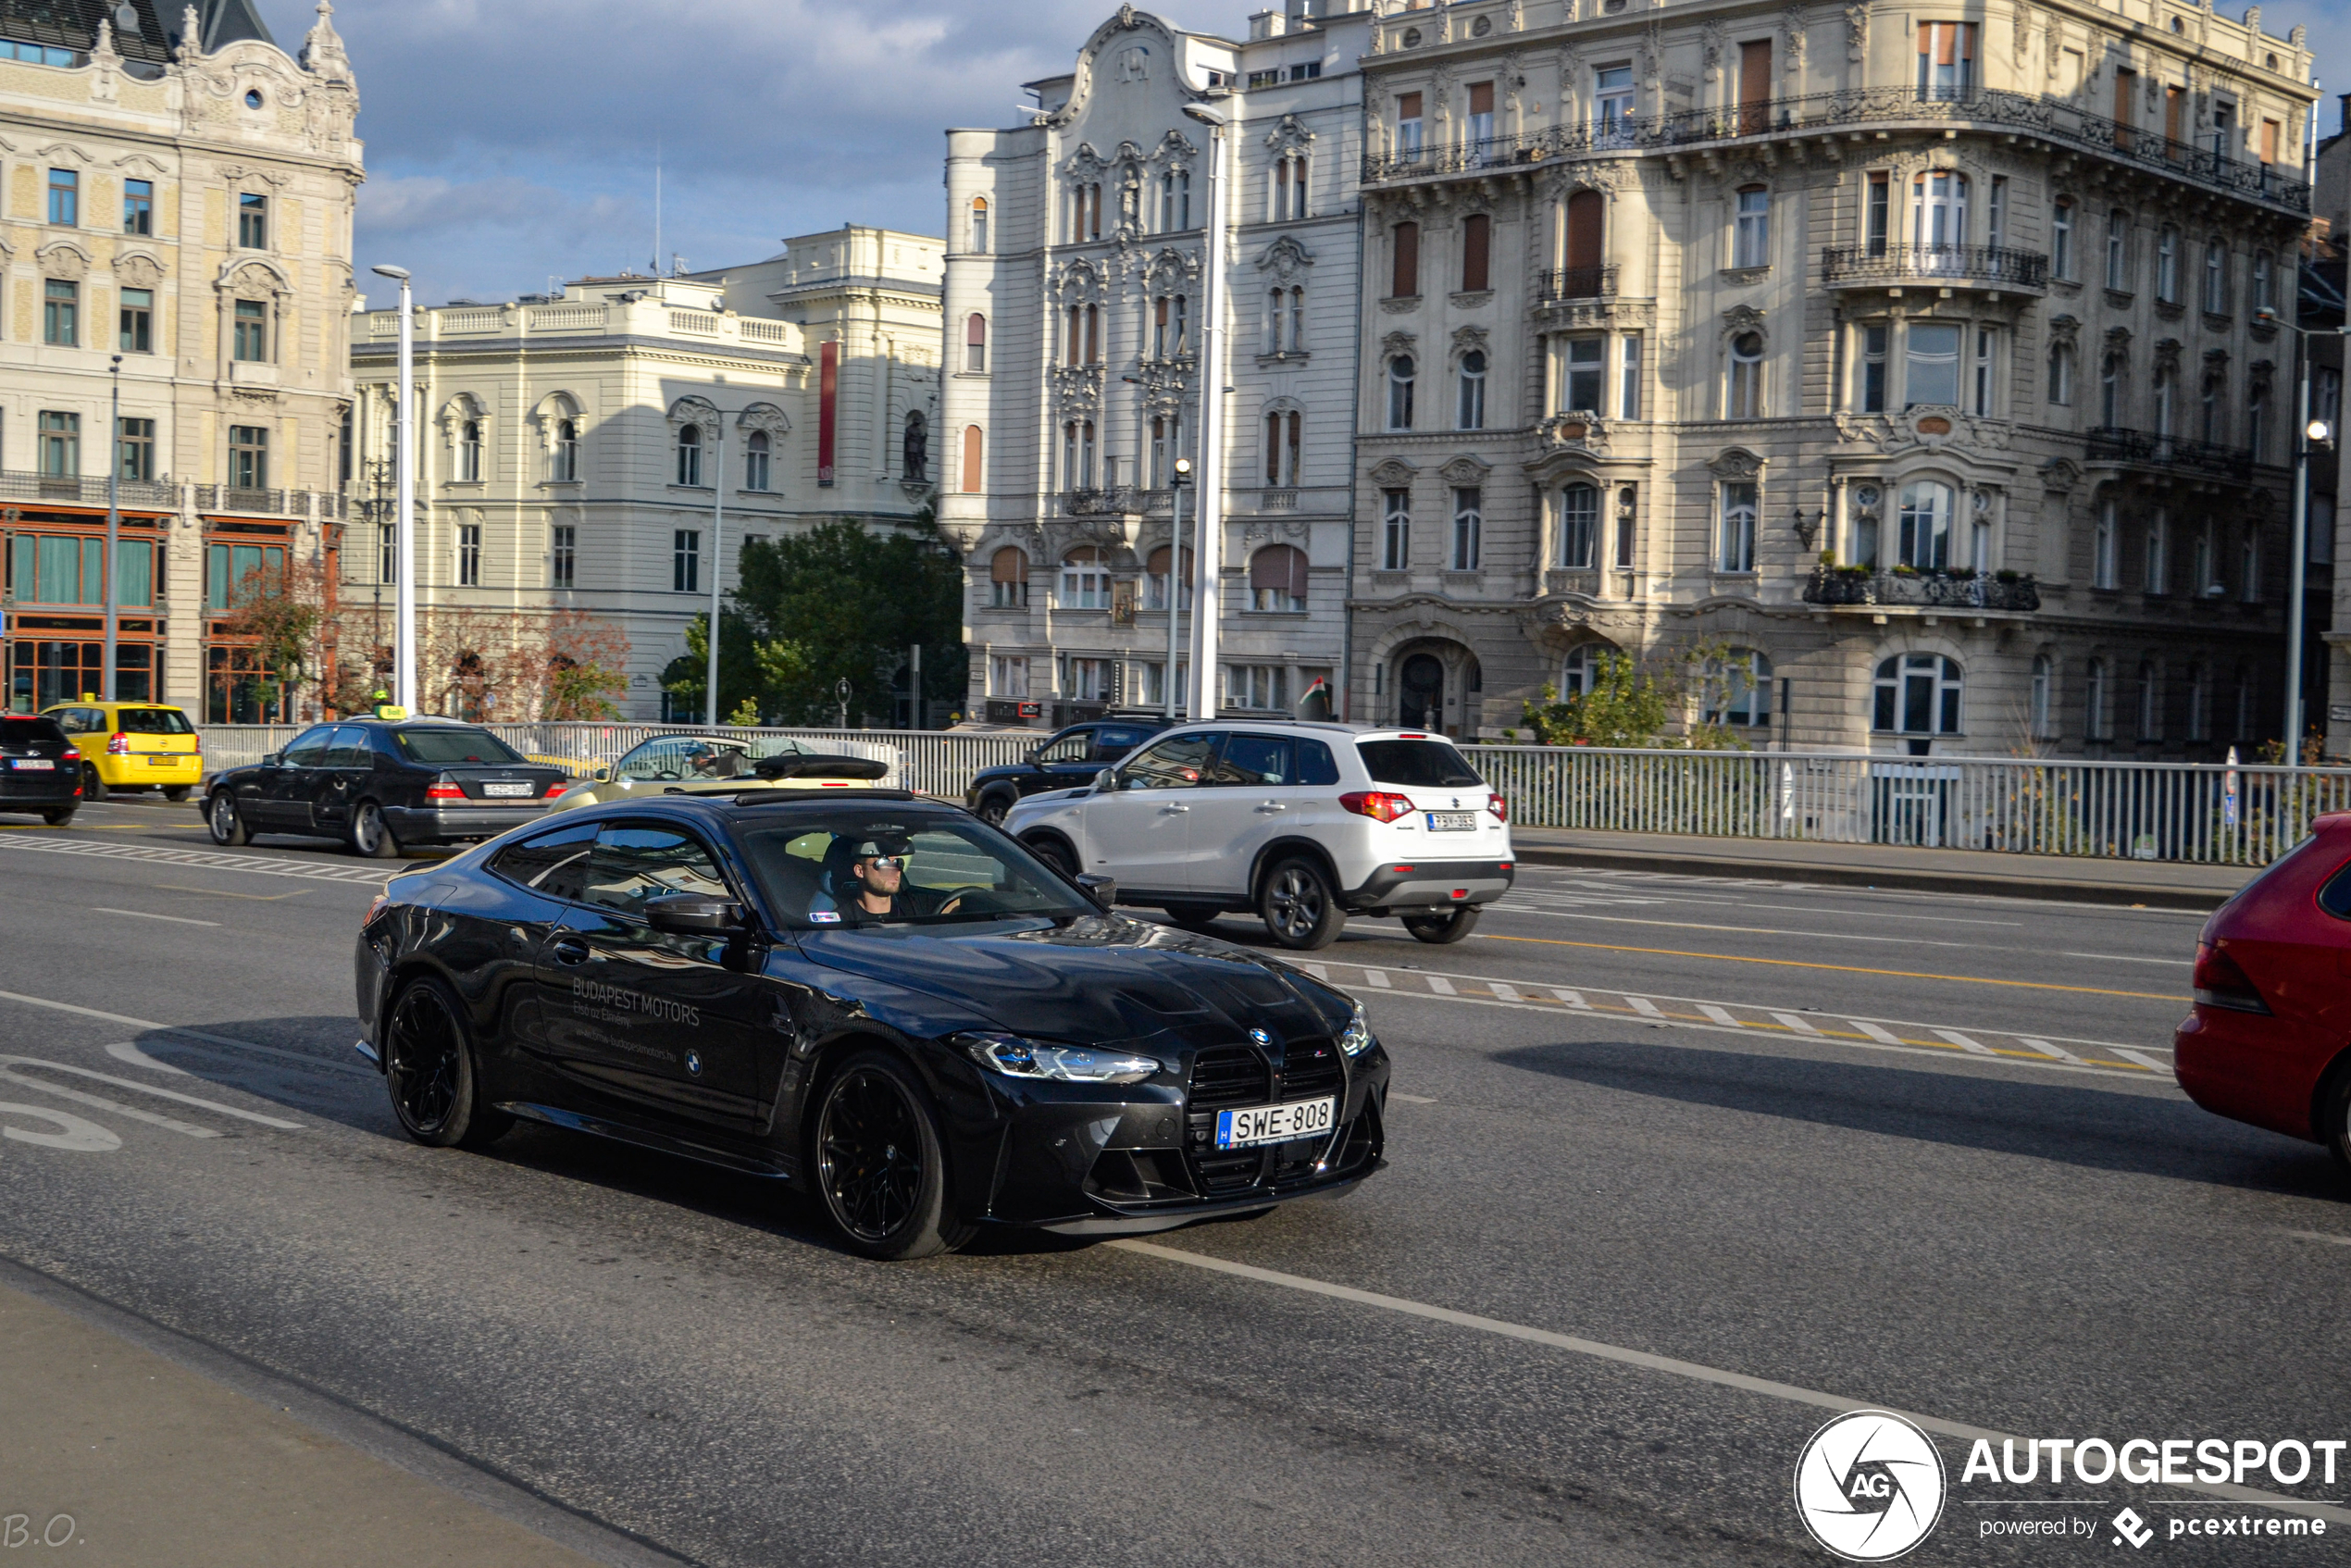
[1387,355,1416,430]
[1734,186,1770,268]
[1058,546,1109,609]
[456,418,482,483]
[2202,241,2227,314]
[1557,481,1600,567]
[902,411,928,483]
[1381,488,1411,569]
[1872,653,1963,735]
[1250,544,1308,612]
[2030,653,2053,739]
[2156,225,2180,303]
[1897,480,1954,569]
[1911,170,1969,253]
[1451,487,1483,571]
[2086,658,2109,740]
[553,417,578,482]
[1457,349,1486,429]
[964,313,988,373]
[960,425,983,493]
[1263,409,1300,487]
[2046,341,2073,406]
[1146,543,1193,610]
[1272,152,1309,221]
[675,423,703,488]
[1718,479,1758,572]
[1728,332,1764,417]
[1561,642,1612,697]
[1706,648,1773,728]
[2137,660,2161,740]
[969,195,989,254]
[744,429,771,492]
[989,546,1028,608]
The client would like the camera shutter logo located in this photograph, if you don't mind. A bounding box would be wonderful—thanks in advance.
[1793,1410,1946,1561]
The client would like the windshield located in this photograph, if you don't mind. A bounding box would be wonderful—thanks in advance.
[391,727,526,765]
[0,716,67,753]
[1358,739,1485,789]
[616,735,816,782]
[116,708,193,735]
[740,812,1094,929]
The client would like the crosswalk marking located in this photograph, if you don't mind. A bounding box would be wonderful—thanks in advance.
[0,834,392,886]
[1362,969,1390,988]
[1627,996,1664,1018]
[2110,1046,2171,1072]
[2018,1036,2084,1065]
[1425,975,1457,996]
[1773,1012,1823,1037]
[1933,1028,1996,1056]
[1850,1020,1907,1046]
[1698,1004,1743,1028]
[1488,981,1522,1002]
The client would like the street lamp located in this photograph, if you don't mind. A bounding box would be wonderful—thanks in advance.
[1180,102,1230,724]
[1166,455,1193,717]
[707,417,726,727]
[2254,305,2350,759]
[369,264,417,715]
[104,355,120,703]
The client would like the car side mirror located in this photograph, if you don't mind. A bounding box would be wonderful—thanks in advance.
[1091,768,1115,794]
[592,764,611,783]
[262,752,280,766]
[644,893,749,936]
[1075,872,1117,910]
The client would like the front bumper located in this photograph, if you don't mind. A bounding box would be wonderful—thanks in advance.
[1345,858,1514,914]
[384,802,554,844]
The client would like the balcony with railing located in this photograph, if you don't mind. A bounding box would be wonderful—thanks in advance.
[1822,244,2048,292]
[1362,87,2310,215]
[1062,487,1175,517]
[1804,567,2042,612]
[2084,428,2255,482]
[0,472,180,510]
[1536,265,1620,303]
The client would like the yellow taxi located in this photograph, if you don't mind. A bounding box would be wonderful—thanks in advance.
[42,701,204,802]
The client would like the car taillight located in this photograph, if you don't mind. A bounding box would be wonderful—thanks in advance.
[1339,790,1415,824]
[545,779,568,796]
[1487,792,1508,823]
[365,894,389,927]
[2194,941,2271,1014]
[106,732,131,755]
[426,777,465,801]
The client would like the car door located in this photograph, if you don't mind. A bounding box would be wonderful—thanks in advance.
[1025,727,1098,797]
[307,725,374,833]
[1187,732,1303,899]
[1075,731,1218,896]
[539,821,768,1143]
[255,725,332,827]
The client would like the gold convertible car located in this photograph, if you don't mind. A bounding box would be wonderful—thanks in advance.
[546,733,893,814]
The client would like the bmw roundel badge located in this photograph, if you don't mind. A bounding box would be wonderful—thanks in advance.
[1250,1027,1273,1047]
[684,1051,703,1077]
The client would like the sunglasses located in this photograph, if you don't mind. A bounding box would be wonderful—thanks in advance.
[862,855,906,869]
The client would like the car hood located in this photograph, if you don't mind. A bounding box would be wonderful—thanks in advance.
[790,914,1344,1048]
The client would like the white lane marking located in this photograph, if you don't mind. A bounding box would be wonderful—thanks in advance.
[0,834,391,885]
[1299,963,1328,981]
[0,1102,120,1153]
[2284,1229,2351,1248]
[2017,1037,2084,1065]
[1389,1093,1439,1105]
[1627,996,1664,1018]
[2062,952,2193,966]
[2110,1046,2171,1072]
[1933,1028,1996,1057]
[1424,975,1457,996]
[1773,1012,1823,1037]
[0,1064,220,1139]
[0,1058,301,1129]
[1107,1239,2346,1524]
[1551,989,1591,1009]
[1496,906,1996,952]
[105,1042,188,1076]
[1698,1004,1743,1028]
[1487,981,1523,1002]
[1850,1020,1907,1046]
[1362,969,1390,989]
[89,906,220,927]
[0,989,371,1077]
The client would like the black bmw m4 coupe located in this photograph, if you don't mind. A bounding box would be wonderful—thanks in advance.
[355,790,1388,1258]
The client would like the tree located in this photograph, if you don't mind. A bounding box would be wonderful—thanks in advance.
[540,609,632,720]
[728,516,967,725]
[220,554,335,718]
[660,609,768,725]
[1520,652,1674,748]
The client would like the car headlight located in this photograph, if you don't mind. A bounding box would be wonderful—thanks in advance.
[956,1032,1164,1085]
[1337,998,1376,1058]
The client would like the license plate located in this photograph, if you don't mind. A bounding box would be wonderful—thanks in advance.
[8,759,55,772]
[481,781,533,797]
[1214,1096,1335,1150]
[1426,811,1475,831]
[146,755,178,765]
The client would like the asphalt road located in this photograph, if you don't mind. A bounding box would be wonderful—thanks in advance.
[2,797,2347,1566]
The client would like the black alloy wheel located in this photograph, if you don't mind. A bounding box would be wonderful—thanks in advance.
[976,790,1013,827]
[1402,906,1481,945]
[814,1051,969,1261]
[81,763,107,803]
[348,801,401,859]
[1023,834,1076,878]
[1260,856,1344,951]
[206,790,249,846]
[382,977,511,1150]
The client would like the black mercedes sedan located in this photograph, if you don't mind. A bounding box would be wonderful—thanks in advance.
[354,790,1387,1259]
[208,718,569,857]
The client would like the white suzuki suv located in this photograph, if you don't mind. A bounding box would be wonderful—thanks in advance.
[1002,722,1513,951]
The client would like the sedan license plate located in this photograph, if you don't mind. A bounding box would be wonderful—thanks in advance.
[146,754,176,765]
[1214,1096,1335,1150]
[1426,810,1475,831]
[8,758,55,772]
[481,781,533,798]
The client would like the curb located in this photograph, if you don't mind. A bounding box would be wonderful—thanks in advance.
[1508,842,2241,912]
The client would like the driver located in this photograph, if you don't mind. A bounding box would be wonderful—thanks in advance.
[685,742,743,779]
[811,835,962,923]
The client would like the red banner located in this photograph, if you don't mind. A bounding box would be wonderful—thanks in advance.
[817,339,838,487]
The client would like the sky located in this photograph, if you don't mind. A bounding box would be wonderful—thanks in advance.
[256,0,2351,309]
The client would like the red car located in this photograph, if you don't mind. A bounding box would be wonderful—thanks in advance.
[2175,814,2351,1167]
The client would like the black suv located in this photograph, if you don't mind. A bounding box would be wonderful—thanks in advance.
[0,714,82,824]
[206,719,569,858]
[965,716,1172,825]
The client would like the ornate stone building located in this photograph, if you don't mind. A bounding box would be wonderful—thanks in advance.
[1350,0,2317,757]
[941,3,1367,728]
[348,228,943,720]
[0,0,361,720]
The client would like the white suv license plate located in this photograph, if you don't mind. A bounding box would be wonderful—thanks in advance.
[1215,1096,1336,1150]
[481,782,534,798]
[9,759,55,771]
[1426,811,1475,831]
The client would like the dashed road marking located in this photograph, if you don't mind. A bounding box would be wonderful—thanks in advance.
[1849,1021,1907,1046]
[1773,1012,1823,1037]
[0,834,392,886]
[1933,1028,1996,1057]
[2018,1037,2084,1065]
[90,906,220,927]
[1476,931,2190,1001]
[1425,975,1456,996]
[1488,981,1523,1003]
[1698,1004,1742,1028]
[2110,1046,2171,1072]
[1552,989,1590,1009]
[1627,996,1665,1019]
[1362,969,1390,989]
